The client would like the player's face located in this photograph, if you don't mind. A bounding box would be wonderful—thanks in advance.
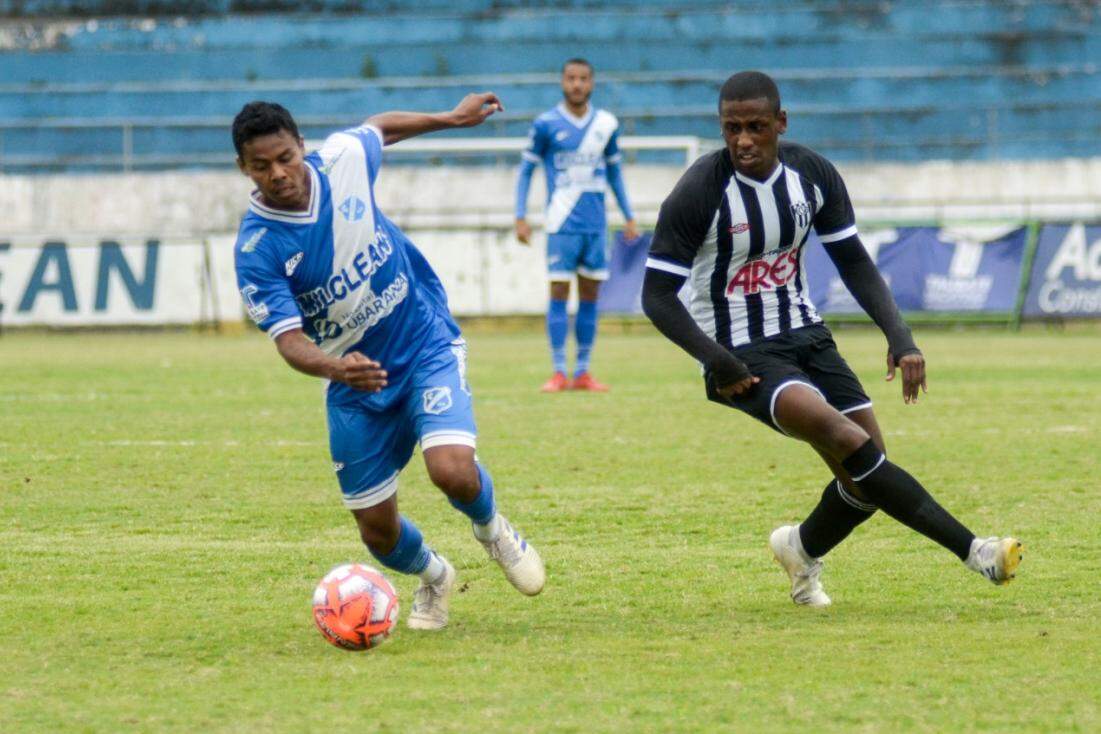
[720,98,787,180]
[237,130,309,210]
[561,64,594,108]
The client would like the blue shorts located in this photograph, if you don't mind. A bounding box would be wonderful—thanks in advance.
[327,338,476,510]
[547,231,608,282]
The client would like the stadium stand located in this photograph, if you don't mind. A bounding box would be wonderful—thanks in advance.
[0,0,1098,170]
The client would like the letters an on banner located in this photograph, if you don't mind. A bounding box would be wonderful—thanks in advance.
[0,237,213,325]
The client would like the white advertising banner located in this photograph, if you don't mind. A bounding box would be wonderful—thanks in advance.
[0,236,239,326]
[0,230,549,327]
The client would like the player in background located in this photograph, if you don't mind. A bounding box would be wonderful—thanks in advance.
[232,94,545,632]
[641,71,1023,606]
[515,58,639,392]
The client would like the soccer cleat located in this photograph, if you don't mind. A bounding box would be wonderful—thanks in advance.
[770,525,831,607]
[966,536,1024,585]
[569,372,609,392]
[407,555,456,631]
[540,372,569,393]
[478,515,545,596]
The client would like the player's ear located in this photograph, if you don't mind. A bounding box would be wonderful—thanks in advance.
[776,109,788,135]
[236,156,247,175]
[297,135,305,152]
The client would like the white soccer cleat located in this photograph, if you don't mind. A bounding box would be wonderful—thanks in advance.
[407,555,456,631]
[770,525,832,607]
[479,515,545,596]
[966,536,1024,585]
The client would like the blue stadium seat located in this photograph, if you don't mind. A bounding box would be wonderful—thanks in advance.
[0,0,1097,169]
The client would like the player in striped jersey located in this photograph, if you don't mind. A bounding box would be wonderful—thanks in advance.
[642,71,1023,605]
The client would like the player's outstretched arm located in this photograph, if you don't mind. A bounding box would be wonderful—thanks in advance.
[274,330,388,392]
[824,235,927,403]
[366,92,504,146]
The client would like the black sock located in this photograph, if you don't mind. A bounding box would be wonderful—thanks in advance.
[841,439,975,561]
[799,480,877,558]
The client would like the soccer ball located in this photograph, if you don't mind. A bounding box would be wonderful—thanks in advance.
[312,563,399,651]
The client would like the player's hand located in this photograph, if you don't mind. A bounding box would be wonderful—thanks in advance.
[515,218,532,245]
[716,375,760,400]
[886,351,927,404]
[332,352,388,392]
[449,92,504,128]
[623,219,641,243]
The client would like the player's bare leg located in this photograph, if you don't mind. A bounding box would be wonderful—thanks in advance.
[423,445,545,595]
[570,275,608,391]
[772,385,1021,587]
[542,280,571,392]
[351,497,455,631]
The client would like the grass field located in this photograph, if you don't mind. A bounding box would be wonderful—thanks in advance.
[1,325,1099,732]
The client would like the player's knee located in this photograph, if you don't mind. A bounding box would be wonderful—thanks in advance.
[826,417,870,459]
[426,456,478,497]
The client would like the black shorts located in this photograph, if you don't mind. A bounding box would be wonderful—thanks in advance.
[705,324,872,434]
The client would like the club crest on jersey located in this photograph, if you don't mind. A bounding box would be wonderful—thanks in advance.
[338,196,367,222]
[422,386,452,415]
[728,223,751,234]
[727,249,800,296]
[284,251,304,276]
[790,201,813,229]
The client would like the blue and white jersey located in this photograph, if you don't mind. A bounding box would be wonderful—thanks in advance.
[516,103,634,234]
[234,124,461,410]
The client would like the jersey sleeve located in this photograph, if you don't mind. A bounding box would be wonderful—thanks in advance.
[521,118,548,165]
[604,124,623,165]
[810,154,858,244]
[647,155,721,276]
[324,124,385,185]
[234,233,303,339]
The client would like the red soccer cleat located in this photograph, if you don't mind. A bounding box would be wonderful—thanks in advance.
[569,372,609,392]
[540,372,570,393]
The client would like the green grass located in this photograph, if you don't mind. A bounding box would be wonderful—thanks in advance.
[1,325,1099,733]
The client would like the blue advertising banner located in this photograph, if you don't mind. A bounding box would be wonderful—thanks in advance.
[805,225,1028,314]
[1023,223,1101,318]
[602,226,1029,316]
[599,230,652,314]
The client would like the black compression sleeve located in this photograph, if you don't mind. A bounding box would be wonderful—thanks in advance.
[825,235,919,361]
[641,268,751,385]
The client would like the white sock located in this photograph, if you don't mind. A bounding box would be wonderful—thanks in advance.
[964,537,986,570]
[472,513,501,542]
[792,524,815,563]
[419,551,447,584]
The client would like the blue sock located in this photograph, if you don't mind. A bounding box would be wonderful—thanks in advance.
[547,298,568,374]
[574,300,598,376]
[369,516,432,575]
[448,463,497,526]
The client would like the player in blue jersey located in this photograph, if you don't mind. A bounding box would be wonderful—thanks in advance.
[231,95,545,631]
[515,58,639,392]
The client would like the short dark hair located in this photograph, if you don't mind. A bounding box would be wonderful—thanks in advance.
[231,101,300,156]
[562,57,593,75]
[719,71,781,114]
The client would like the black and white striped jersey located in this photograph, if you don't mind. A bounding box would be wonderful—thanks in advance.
[646,142,858,349]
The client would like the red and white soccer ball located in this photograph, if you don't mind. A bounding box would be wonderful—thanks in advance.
[312,563,399,651]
